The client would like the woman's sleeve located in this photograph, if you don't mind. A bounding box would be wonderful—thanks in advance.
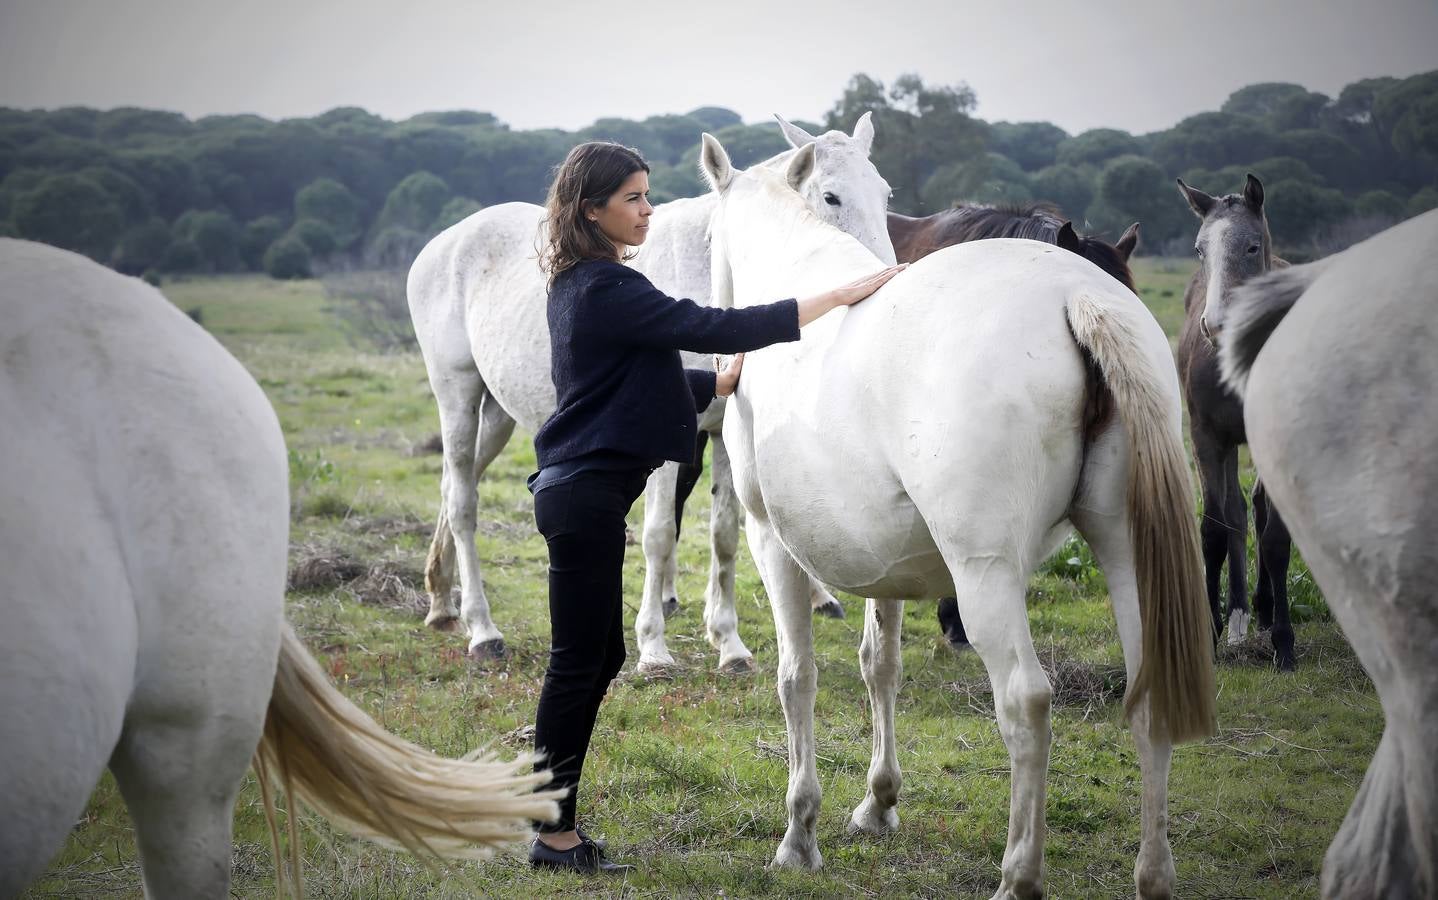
[587,265,800,354]
[685,368,718,413]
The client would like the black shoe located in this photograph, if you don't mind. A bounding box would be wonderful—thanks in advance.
[576,826,606,854]
[529,836,634,874]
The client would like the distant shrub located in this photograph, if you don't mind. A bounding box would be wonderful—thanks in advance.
[158,237,202,273]
[288,218,337,258]
[264,235,312,279]
[241,215,286,270]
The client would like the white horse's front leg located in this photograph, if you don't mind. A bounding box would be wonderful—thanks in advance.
[703,435,754,673]
[850,598,904,834]
[636,464,680,673]
[952,558,1051,900]
[748,513,823,870]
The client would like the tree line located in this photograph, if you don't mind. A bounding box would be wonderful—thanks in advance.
[1,70,1434,280]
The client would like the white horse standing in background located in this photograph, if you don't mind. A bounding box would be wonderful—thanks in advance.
[0,239,557,897]
[700,137,1215,899]
[1219,209,1438,899]
[406,114,896,671]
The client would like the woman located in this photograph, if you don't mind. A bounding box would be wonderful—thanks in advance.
[528,141,903,874]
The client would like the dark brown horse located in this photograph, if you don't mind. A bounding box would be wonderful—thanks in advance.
[890,204,1140,290]
[1175,173,1295,670]
[887,203,1140,649]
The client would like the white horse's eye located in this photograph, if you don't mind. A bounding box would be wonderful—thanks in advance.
[1195,245,1203,257]
[1246,245,1260,255]
[823,192,841,207]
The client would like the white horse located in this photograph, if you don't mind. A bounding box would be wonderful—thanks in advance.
[0,239,558,897]
[1219,209,1438,899]
[699,137,1216,899]
[406,114,896,671]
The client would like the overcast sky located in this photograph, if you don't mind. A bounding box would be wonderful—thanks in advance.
[2,0,1435,137]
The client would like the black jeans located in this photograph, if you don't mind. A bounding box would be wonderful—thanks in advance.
[532,467,650,833]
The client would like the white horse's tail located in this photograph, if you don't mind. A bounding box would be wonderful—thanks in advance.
[1219,259,1329,397]
[1065,294,1217,745]
[253,624,559,896]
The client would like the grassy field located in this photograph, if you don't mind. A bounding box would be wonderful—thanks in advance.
[28,258,1379,899]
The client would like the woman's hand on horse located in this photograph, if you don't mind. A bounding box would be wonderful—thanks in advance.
[797,264,907,326]
[716,353,745,397]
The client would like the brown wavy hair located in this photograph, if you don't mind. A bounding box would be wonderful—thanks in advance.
[539,141,650,281]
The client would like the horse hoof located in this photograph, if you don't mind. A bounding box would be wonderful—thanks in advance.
[1275,652,1296,672]
[814,598,845,619]
[946,637,972,655]
[847,803,899,836]
[770,844,822,871]
[467,639,508,661]
[636,658,679,679]
[661,596,679,619]
[718,655,756,676]
[424,612,461,632]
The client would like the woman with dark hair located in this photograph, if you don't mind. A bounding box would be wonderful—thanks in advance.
[527,141,902,874]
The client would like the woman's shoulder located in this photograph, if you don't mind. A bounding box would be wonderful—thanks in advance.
[572,258,651,294]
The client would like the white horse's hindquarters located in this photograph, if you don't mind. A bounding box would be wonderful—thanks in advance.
[733,246,1099,598]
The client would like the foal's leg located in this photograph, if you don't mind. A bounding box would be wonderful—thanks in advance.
[850,598,904,835]
[1251,483,1295,671]
[949,556,1051,900]
[1220,449,1252,642]
[637,462,682,673]
[453,390,514,658]
[1074,505,1178,900]
[703,435,756,673]
[1191,430,1230,643]
[748,514,823,870]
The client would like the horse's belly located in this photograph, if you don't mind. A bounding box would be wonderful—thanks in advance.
[753,440,954,598]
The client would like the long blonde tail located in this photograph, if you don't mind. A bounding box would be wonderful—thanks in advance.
[253,624,560,895]
[1066,293,1217,744]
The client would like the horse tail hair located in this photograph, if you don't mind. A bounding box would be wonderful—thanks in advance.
[253,623,560,892]
[423,501,454,600]
[1065,293,1217,745]
[1219,259,1328,397]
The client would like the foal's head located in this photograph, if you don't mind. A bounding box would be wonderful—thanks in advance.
[1177,174,1275,343]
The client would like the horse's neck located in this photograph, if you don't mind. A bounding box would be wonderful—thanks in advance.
[732,202,878,309]
[631,193,718,304]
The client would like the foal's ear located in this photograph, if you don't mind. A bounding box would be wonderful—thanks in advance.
[774,113,817,149]
[1116,222,1141,260]
[1176,178,1216,218]
[700,133,734,193]
[852,111,875,155]
[786,142,817,192]
[1243,173,1265,212]
[1057,221,1081,252]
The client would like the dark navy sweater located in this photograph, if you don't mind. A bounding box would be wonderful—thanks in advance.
[533,258,800,469]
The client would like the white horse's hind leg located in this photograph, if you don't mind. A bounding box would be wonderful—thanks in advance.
[111,712,260,898]
[748,513,823,870]
[454,392,515,657]
[1074,505,1177,900]
[849,597,904,835]
[423,365,481,631]
[637,464,682,673]
[950,557,1051,900]
[703,435,755,673]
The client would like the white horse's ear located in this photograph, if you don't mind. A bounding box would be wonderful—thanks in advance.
[774,114,817,148]
[786,142,817,192]
[700,133,734,193]
[852,111,875,155]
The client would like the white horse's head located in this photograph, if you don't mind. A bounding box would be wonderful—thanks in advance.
[701,132,885,310]
[762,113,896,265]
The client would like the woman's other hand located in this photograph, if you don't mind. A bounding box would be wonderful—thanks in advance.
[715,352,745,397]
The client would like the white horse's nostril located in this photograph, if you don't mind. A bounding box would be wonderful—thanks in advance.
[1200,315,1216,345]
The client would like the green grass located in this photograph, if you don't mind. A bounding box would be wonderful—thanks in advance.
[28,262,1379,899]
